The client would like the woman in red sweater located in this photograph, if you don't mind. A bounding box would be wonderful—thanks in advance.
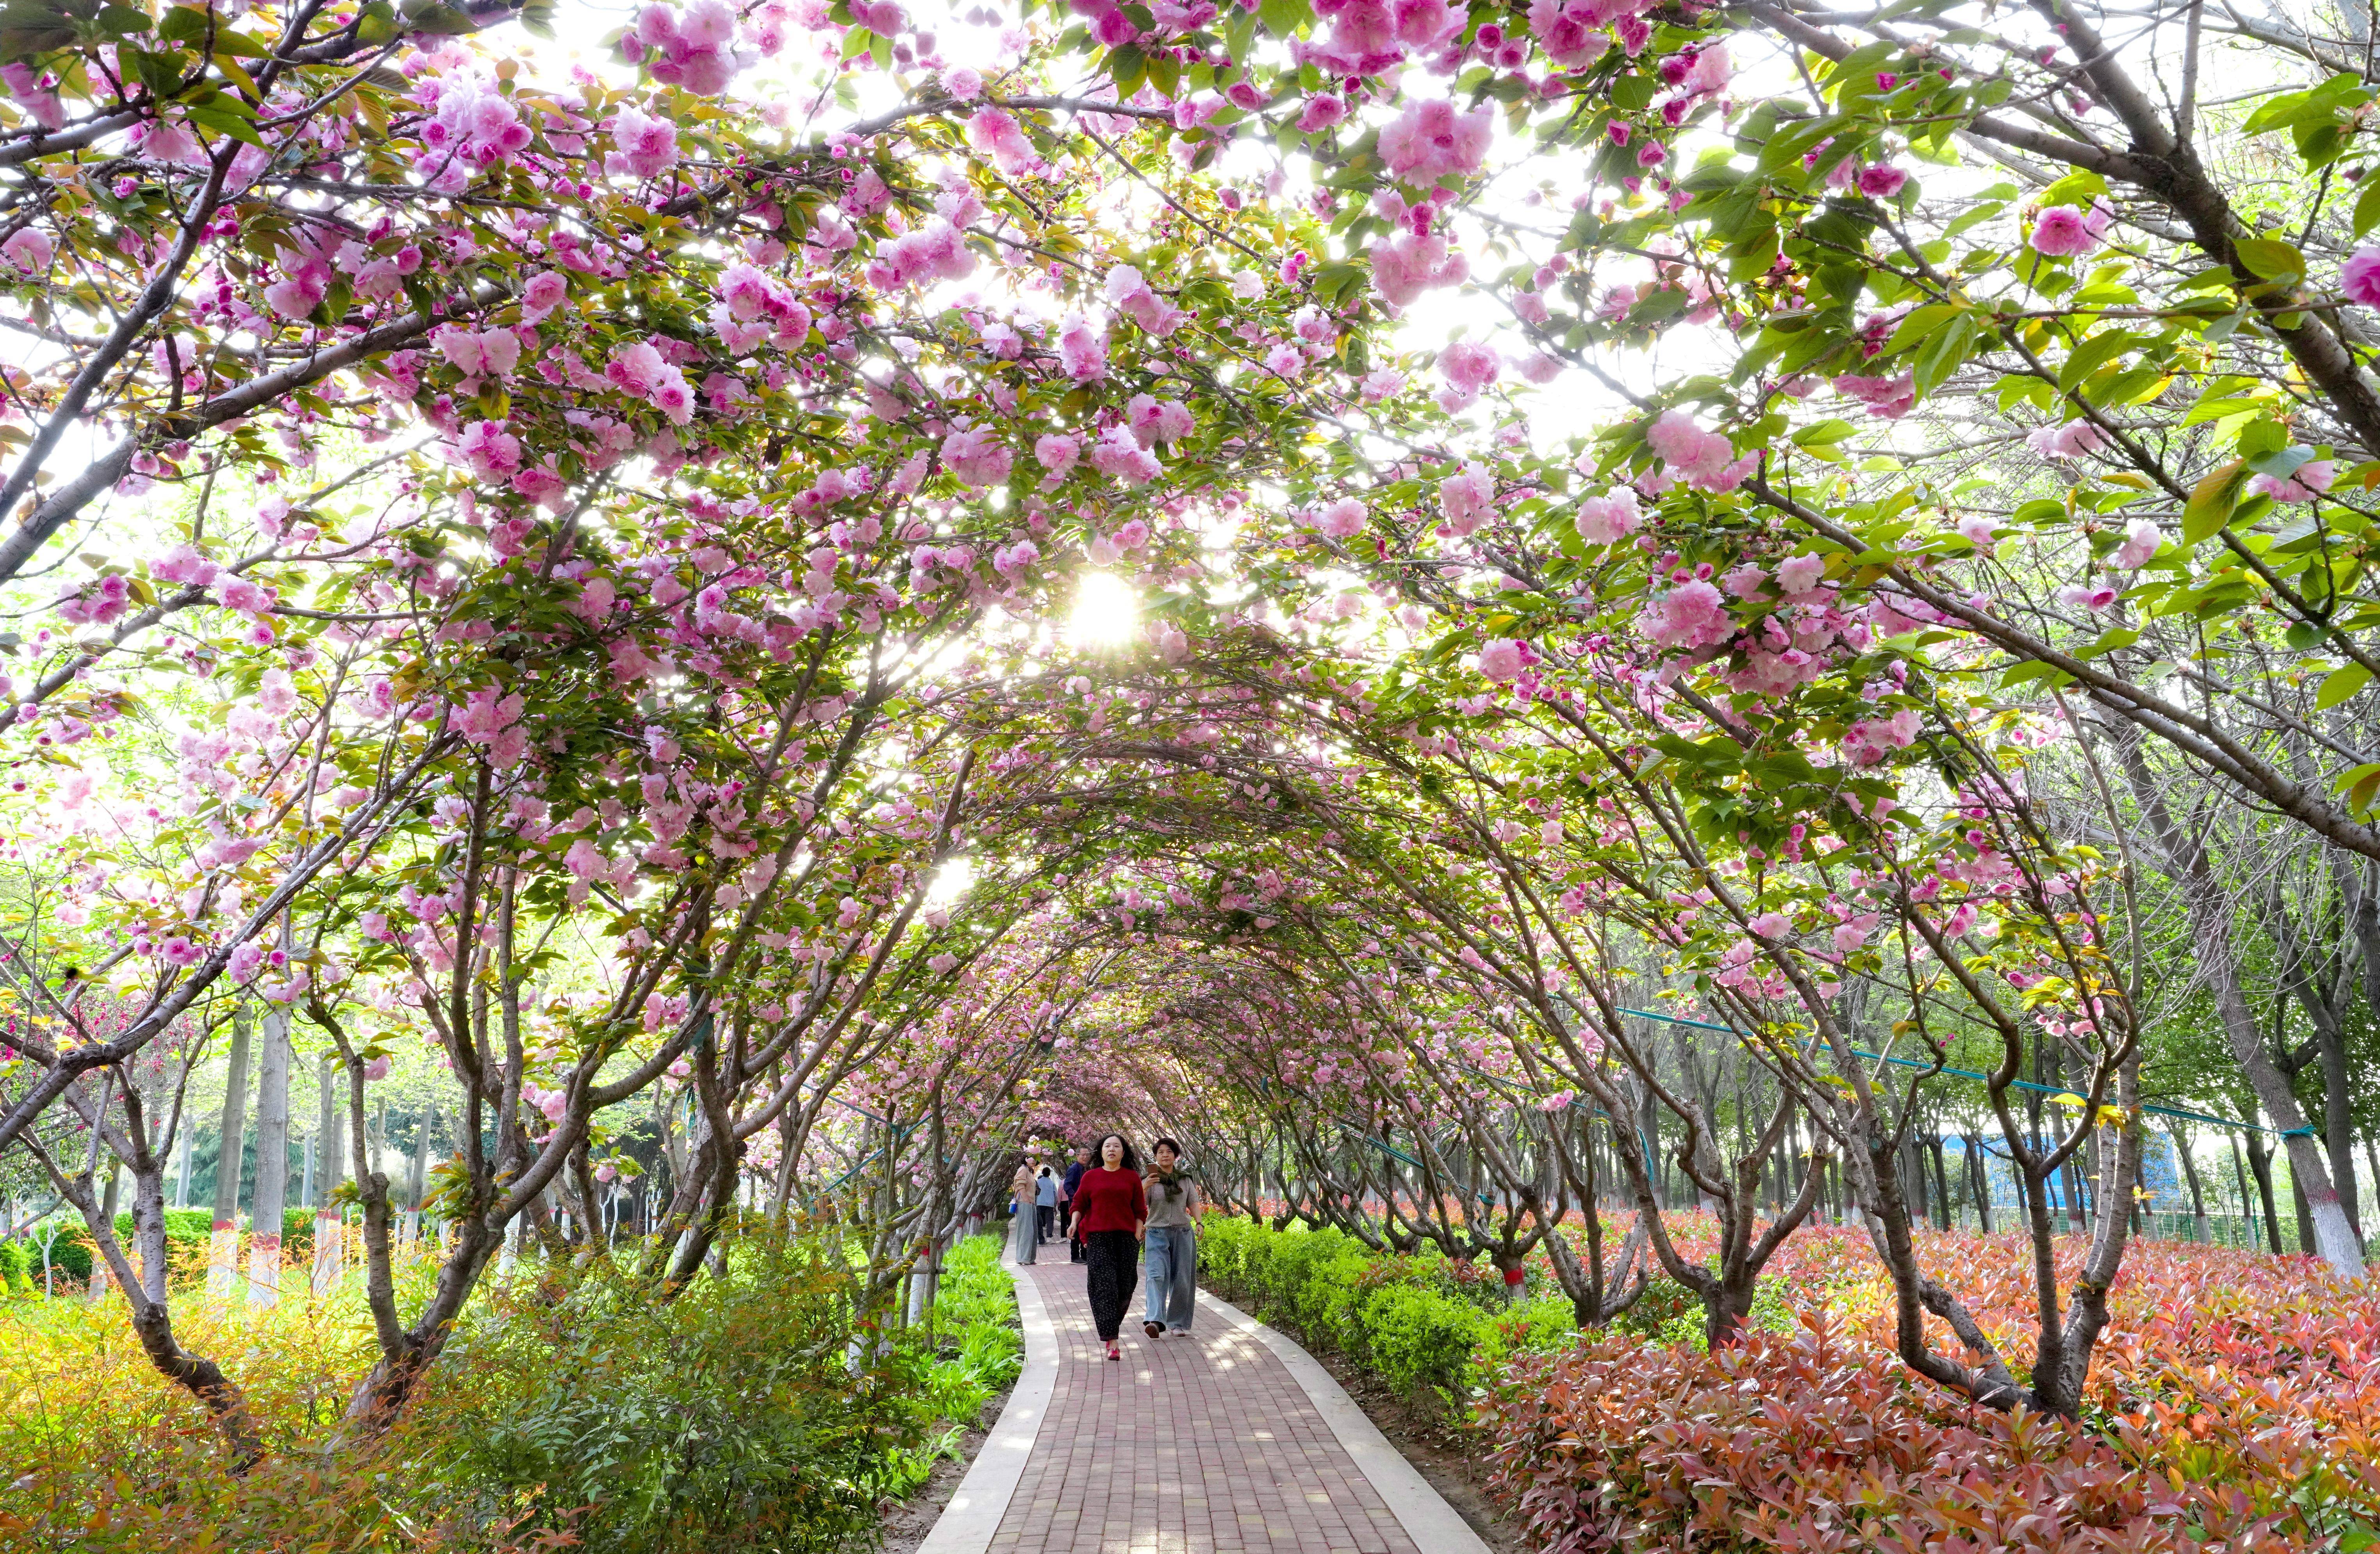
[1071,1133,1149,1361]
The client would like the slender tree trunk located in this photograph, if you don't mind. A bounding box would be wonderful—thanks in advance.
[2229,1133,2255,1249]
[246,1003,291,1308]
[2114,732,2364,1276]
[2170,1125,2208,1242]
[404,1104,435,1245]
[2245,1130,2285,1254]
[313,1054,344,1295]
[207,1008,253,1299]
[2294,1163,2316,1256]
[89,1162,121,1301]
[2317,1027,2363,1246]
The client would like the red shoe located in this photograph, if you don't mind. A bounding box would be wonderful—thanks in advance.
[1106,1343,1120,1361]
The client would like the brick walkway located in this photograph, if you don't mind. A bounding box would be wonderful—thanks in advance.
[987,1258,1424,1554]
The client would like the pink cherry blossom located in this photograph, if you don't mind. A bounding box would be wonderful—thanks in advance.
[942,426,1013,489]
[1379,99,1493,184]
[968,109,1036,172]
[1368,230,1468,308]
[2249,459,2334,503]
[1057,312,1109,381]
[1439,462,1493,532]
[1477,637,1526,681]
[2,227,52,273]
[1126,393,1195,446]
[1437,340,1500,394]
[2342,247,2380,306]
[1573,487,1641,545]
[1035,433,1082,477]
[607,105,682,179]
[2027,419,2106,460]
[2029,202,2108,257]
[1637,578,1733,650]
[1316,497,1367,539]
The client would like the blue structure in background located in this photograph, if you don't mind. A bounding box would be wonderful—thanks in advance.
[1940,1130,2190,1215]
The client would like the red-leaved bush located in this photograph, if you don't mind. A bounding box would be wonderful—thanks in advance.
[1473,1224,2380,1554]
[1480,1316,2314,1554]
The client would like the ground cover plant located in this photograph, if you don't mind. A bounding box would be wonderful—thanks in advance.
[1204,1214,2380,1553]
[0,1227,1017,1552]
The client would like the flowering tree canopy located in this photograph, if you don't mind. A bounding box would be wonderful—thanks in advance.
[4,0,2378,1467]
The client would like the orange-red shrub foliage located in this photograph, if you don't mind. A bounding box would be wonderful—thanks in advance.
[1477,1223,2380,1553]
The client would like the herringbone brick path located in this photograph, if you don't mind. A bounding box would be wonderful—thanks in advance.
[987,1259,1422,1554]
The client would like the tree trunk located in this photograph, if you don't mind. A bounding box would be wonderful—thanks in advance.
[2245,1129,2285,1254]
[88,1162,121,1301]
[53,1155,261,1466]
[246,1003,291,1308]
[2228,1133,2255,1249]
[2316,1026,2362,1247]
[2114,731,2364,1276]
[2293,1163,2316,1256]
[207,1008,253,1299]
[2170,1125,2208,1242]
[313,1054,344,1295]
[404,1104,435,1245]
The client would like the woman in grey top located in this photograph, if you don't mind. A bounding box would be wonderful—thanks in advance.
[1140,1138,1200,1338]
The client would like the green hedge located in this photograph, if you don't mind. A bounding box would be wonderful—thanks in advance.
[23,1206,330,1285]
[1195,1216,1576,1407]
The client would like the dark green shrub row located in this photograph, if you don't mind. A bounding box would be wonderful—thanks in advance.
[13,1207,343,1285]
[1195,1215,1577,1406]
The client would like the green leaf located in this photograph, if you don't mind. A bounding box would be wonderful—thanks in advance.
[2342,763,2380,816]
[2234,236,2307,281]
[1790,419,1857,448]
[2318,662,2370,709]
[2183,458,2248,546]
[1913,314,1977,397]
[156,4,211,42]
[397,0,478,32]
[1999,660,2077,690]
[1882,303,1963,355]
[1255,0,1309,33]
[1106,41,1145,94]
[2056,329,2134,391]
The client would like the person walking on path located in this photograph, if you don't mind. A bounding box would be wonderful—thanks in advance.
[1070,1133,1147,1361]
[1035,1162,1059,1242]
[1140,1137,1200,1338]
[1060,1142,1092,1263]
[1008,1156,1040,1267]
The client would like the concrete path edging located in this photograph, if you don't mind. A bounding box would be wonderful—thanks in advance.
[913,1246,1060,1554]
[1197,1288,1495,1554]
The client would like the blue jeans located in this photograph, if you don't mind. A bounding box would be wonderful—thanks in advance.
[1142,1226,1196,1333]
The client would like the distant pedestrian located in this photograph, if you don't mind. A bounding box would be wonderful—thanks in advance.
[1061,1142,1092,1263]
[1141,1137,1200,1338]
[1008,1156,1039,1266]
[1035,1163,1059,1242]
[1071,1133,1146,1361]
